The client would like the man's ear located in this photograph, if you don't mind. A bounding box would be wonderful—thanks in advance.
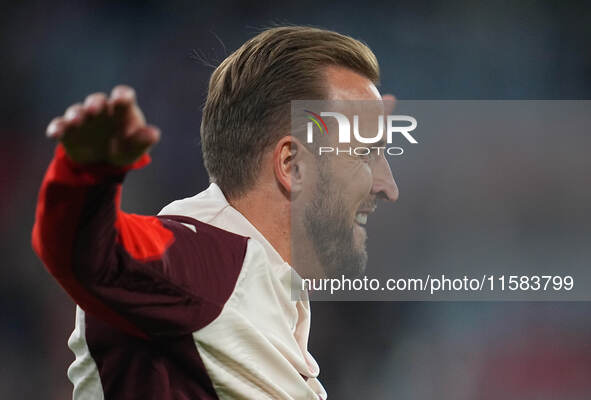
[273,136,306,197]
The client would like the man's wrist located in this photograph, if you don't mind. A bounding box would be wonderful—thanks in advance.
[52,144,151,186]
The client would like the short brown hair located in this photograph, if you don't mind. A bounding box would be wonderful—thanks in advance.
[200,26,379,199]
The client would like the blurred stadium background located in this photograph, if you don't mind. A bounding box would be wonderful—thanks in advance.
[1,1,590,398]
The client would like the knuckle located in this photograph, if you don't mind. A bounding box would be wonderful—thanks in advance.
[85,92,107,105]
[84,93,108,115]
[111,85,135,101]
[64,103,85,123]
[46,117,64,137]
[48,116,63,126]
[65,103,83,116]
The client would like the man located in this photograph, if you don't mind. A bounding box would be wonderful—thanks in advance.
[32,26,398,399]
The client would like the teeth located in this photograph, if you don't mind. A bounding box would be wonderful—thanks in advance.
[355,213,368,225]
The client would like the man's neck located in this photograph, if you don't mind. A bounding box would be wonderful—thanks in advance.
[229,186,292,265]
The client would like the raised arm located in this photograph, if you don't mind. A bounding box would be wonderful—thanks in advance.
[32,86,247,338]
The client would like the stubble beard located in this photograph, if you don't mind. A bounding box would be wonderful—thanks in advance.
[303,166,368,279]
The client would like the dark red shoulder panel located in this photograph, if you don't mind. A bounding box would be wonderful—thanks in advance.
[33,145,249,338]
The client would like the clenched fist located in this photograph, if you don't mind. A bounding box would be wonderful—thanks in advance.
[46,85,160,166]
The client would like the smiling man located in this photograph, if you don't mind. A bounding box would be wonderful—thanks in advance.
[32,26,397,399]
[291,95,399,281]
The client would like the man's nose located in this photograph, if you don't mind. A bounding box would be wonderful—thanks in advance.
[371,156,399,202]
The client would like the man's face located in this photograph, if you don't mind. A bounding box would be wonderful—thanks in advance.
[301,66,399,278]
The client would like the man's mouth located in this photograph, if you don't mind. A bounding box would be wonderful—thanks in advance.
[355,199,377,227]
[355,213,368,225]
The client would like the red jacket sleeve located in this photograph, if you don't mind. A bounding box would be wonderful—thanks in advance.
[32,145,247,338]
